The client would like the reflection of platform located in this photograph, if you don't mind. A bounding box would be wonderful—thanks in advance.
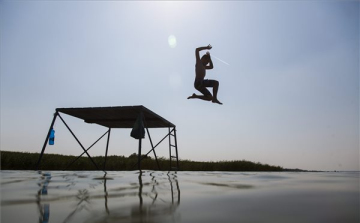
[35,171,181,223]
[36,106,179,171]
[37,172,51,223]
[129,171,181,221]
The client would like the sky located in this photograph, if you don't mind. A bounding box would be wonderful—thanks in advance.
[1,0,359,171]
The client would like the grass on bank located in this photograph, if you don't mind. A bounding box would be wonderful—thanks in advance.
[0,151,283,171]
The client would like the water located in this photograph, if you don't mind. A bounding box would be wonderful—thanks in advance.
[1,171,359,223]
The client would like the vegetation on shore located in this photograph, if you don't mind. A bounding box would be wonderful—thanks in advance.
[1,151,283,171]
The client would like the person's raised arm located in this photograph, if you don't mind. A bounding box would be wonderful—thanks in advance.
[195,44,212,61]
[206,56,214,69]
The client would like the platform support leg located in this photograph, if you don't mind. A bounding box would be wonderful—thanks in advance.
[138,138,142,171]
[36,111,58,170]
[169,128,172,170]
[104,128,111,170]
[173,127,179,170]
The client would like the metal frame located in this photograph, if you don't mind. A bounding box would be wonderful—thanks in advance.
[36,109,179,171]
[133,125,179,171]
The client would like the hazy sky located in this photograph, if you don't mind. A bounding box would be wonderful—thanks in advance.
[1,1,359,171]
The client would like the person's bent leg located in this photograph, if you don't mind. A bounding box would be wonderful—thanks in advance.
[198,94,212,101]
[188,93,212,101]
[193,83,213,101]
[211,80,222,104]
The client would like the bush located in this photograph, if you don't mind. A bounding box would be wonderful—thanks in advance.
[0,151,283,171]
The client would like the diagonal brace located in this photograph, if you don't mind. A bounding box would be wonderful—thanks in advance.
[36,111,58,170]
[64,129,110,170]
[142,117,160,170]
[145,127,161,170]
[146,128,175,156]
[57,113,101,171]
[133,128,175,169]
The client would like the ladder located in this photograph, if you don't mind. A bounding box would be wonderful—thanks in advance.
[168,127,179,171]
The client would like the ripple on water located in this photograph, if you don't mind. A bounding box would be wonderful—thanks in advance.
[0,170,359,223]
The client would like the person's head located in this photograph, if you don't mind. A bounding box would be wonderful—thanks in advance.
[201,54,211,65]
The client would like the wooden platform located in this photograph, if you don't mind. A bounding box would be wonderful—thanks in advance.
[56,105,175,128]
[37,105,179,171]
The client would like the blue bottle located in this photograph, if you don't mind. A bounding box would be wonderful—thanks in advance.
[49,129,55,145]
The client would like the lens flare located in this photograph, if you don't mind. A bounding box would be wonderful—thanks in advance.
[168,35,177,48]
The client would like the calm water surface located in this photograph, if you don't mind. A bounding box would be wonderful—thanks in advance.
[1,171,359,223]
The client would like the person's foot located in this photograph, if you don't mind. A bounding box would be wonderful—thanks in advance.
[212,98,223,105]
[187,93,196,99]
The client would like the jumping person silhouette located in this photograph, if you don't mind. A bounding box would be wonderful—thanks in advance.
[187,44,222,105]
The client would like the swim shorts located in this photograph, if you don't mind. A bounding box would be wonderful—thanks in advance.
[194,79,215,96]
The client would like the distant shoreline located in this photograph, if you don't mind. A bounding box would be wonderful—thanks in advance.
[1,150,287,171]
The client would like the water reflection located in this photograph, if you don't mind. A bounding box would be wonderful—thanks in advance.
[89,171,181,223]
[1,171,359,223]
[104,173,109,215]
[129,171,180,222]
[34,171,181,223]
[63,189,91,223]
[36,172,51,223]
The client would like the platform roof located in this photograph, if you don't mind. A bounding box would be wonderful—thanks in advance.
[56,106,175,128]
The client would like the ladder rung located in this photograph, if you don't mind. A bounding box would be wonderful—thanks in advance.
[171,156,177,159]
[170,134,175,136]
[170,144,176,147]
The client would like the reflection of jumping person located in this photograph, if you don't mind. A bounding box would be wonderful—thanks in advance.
[187,44,222,105]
